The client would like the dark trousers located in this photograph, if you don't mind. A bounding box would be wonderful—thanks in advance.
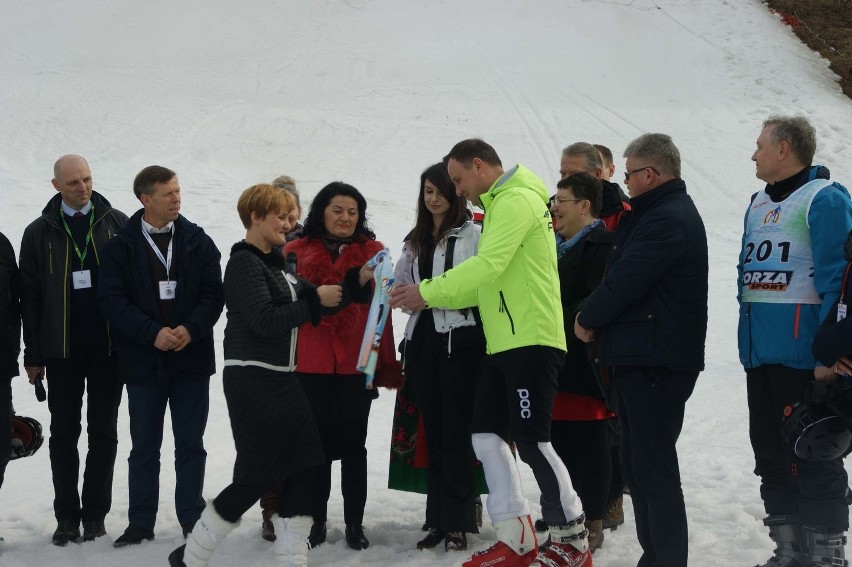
[552,419,611,520]
[606,383,625,500]
[409,349,481,532]
[473,346,574,525]
[213,468,314,524]
[617,365,697,567]
[747,364,849,530]
[125,374,209,530]
[0,377,10,491]
[45,352,121,523]
[299,373,374,525]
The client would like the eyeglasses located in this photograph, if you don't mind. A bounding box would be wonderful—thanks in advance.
[624,166,660,182]
[550,197,584,206]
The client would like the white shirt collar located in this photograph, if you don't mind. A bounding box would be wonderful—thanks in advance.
[61,200,92,217]
[141,217,174,234]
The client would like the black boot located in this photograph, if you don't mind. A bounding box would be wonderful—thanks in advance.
[345,524,369,550]
[804,526,848,567]
[168,544,186,567]
[416,527,445,550]
[755,515,808,567]
[308,521,326,548]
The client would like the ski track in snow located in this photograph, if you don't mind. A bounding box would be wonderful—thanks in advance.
[2,0,852,565]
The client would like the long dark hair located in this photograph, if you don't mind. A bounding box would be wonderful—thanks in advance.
[407,162,468,275]
[302,181,376,241]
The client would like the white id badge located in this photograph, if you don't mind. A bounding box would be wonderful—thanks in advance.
[838,303,847,322]
[159,280,177,300]
[72,270,92,289]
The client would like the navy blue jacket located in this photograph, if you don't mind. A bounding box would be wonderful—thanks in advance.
[97,210,224,383]
[578,179,708,372]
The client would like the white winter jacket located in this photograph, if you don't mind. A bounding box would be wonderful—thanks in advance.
[395,220,481,345]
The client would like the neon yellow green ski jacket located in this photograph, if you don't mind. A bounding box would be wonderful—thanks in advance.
[420,165,566,355]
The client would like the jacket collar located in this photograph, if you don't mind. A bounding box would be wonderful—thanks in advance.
[765,165,830,202]
[41,191,114,224]
[628,178,687,212]
[479,165,549,211]
[230,241,287,269]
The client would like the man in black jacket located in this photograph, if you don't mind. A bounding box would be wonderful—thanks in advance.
[18,155,128,545]
[98,165,224,547]
[575,133,708,567]
[1,231,21,497]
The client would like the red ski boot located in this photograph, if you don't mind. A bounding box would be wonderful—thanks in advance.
[463,515,539,567]
[531,515,592,567]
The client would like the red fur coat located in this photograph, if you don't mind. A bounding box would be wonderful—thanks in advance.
[284,236,403,388]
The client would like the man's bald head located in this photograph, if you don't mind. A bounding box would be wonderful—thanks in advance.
[53,154,89,179]
[52,154,93,210]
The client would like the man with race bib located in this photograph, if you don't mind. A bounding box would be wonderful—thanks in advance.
[738,115,852,567]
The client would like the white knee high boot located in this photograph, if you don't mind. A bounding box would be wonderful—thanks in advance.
[183,505,239,567]
[272,515,311,566]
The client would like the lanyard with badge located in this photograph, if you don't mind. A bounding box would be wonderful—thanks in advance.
[61,207,95,290]
[142,225,177,300]
[838,263,851,322]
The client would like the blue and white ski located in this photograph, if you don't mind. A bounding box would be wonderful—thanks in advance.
[357,249,395,388]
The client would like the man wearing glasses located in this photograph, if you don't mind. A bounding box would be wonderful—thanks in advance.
[574,133,708,567]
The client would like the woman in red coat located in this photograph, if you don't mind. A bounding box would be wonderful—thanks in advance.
[284,181,401,551]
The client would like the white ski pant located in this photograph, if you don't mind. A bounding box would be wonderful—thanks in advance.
[472,432,583,525]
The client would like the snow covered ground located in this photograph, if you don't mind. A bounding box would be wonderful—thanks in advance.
[2,0,852,565]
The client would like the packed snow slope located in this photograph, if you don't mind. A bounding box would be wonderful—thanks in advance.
[2,0,852,565]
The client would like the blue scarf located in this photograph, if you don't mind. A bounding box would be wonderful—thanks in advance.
[555,219,602,259]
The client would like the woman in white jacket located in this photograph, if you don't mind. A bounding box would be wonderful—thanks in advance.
[395,162,486,552]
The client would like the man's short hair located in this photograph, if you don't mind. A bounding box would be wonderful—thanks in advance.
[623,134,681,178]
[443,139,502,168]
[133,165,176,199]
[763,115,817,166]
[562,142,603,172]
[593,144,614,168]
[557,172,603,217]
[237,184,297,229]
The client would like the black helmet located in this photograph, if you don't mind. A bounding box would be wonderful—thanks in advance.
[782,402,852,462]
[10,415,44,460]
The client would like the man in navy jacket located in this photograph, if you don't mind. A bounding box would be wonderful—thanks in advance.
[575,133,708,567]
[98,165,224,546]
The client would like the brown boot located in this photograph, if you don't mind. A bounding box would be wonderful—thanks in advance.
[602,496,624,530]
[587,519,604,553]
[261,507,275,541]
[260,484,281,542]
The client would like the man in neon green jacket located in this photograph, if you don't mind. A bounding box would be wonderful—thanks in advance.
[391,139,591,567]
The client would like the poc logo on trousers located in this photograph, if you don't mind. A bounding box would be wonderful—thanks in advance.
[517,389,531,419]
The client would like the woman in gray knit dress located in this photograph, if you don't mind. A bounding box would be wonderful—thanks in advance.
[169,184,362,567]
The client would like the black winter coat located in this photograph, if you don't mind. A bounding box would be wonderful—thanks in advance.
[97,210,224,383]
[222,242,325,483]
[222,242,321,368]
[557,223,615,397]
[813,231,852,366]
[0,232,20,380]
[578,179,708,372]
[19,192,127,365]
